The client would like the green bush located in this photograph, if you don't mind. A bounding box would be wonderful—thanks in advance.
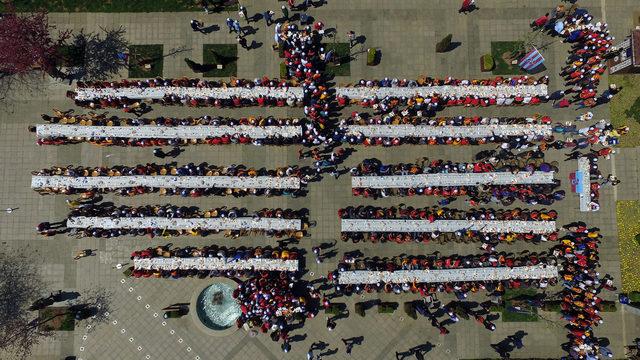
[404,302,417,320]
[354,302,365,317]
[367,48,377,66]
[378,302,398,314]
[280,62,288,79]
[481,54,495,71]
[325,303,344,316]
[599,301,617,312]
[436,34,453,53]
[629,292,640,302]
[635,234,640,246]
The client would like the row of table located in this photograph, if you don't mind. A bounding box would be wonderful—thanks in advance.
[67,216,303,231]
[351,171,555,188]
[32,175,301,190]
[337,265,559,284]
[341,219,556,234]
[133,257,299,272]
[36,124,302,139]
[74,84,548,101]
[344,124,552,138]
[577,157,594,212]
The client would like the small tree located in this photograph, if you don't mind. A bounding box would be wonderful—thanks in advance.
[0,4,70,102]
[66,26,129,81]
[436,34,453,53]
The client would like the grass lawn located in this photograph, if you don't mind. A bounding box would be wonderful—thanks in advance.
[491,41,525,75]
[616,201,640,292]
[324,42,351,77]
[501,287,539,322]
[38,307,75,331]
[609,74,640,147]
[128,45,164,78]
[203,44,238,78]
[3,0,237,12]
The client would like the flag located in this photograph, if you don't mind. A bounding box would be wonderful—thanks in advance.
[518,47,545,71]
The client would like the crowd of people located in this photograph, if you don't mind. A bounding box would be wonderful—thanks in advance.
[128,245,300,278]
[351,158,564,205]
[328,252,556,297]
[32,163,305,198]
[342,114,552,126]
[33,111,311,146]
[554,223,614,358]
[335,76,549,116]
[338,206,558,246]
[69,77,304,109]
[278,18,331,131]
[234,273,320,338]
[532,5,615,107]
[37,204,307,239]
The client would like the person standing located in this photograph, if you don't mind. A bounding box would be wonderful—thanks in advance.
[237,35,249,50]
[239,5,249,23]
[263,10,275,26]
[190,19,205,33]
[281,5,289,20]
[347,31,356,47]
[226,17,235,32]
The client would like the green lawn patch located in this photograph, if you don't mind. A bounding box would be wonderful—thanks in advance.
[128,45,164,78]
[609,75,640,147]
[203,44,238,78]
[501,287,539,322]
[324,42,351,77]
[491,41,525,75]
[3,0,237,12]
[616,201,640,292]
[38,307,75,331]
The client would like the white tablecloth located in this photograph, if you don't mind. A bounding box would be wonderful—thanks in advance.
[577,157,593,212]
[345,124,552,138]
[36,124,302,139]
[133,257,298,271]
[32,175,300,190]
[337,84,548,99]
[338,265,558,284]
[352,171,555,188]
[74,84,547,101]
[68,216,302,231]
[75,86,302,101]
[341,219,556,234]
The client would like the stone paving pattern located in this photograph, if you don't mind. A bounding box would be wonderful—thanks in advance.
[2,0,640,359]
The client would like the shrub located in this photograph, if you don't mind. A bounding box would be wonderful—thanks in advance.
[635,234,640,246]
[481,54,495,71]
[366,48,378,66]
[378,302,398,314]
[280,62,288,79]
[355,302,365,317]
[599,301,616,312]
[436,34,453,53]
[404,302,417,319]
[325,303,344,316]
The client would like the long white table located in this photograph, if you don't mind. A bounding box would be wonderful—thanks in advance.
[32,175,300,190]
[345,124,552,138]
[67,216,302,231]
[341,219,556,234]
[74,84,547,101]
[133,257,299,272]
[36,124,302,139]
[352,171,555,188]
[337,265,558,285]
[577,157,593,212]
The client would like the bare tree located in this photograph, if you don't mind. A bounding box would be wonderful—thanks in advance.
[0,3,70,104]
[64,26,129,81]
[0,252,49,359]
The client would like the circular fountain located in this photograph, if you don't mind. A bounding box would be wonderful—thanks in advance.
[191,279,241,336]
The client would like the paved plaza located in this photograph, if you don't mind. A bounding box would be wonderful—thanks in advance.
[2,0,640,359]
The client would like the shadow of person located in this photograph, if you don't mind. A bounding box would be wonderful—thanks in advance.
[249,41,263,50]
[241,26,257,35]
[201,24,220,34]
[355,35,367,46]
